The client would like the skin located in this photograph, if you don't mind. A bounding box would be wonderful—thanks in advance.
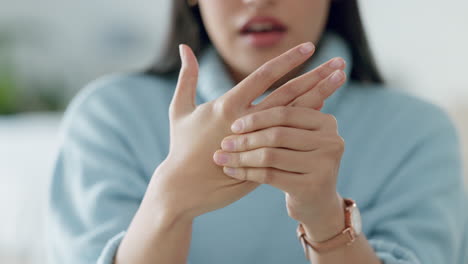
[198,0,330,88]
[115,0,382,263]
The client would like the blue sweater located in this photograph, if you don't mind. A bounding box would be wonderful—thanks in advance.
[47,31,468,264]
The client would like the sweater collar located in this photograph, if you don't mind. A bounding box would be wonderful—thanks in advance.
[196,30,352,113]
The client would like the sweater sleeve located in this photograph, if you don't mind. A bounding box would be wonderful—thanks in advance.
[47,78,154,263]
[364,106,468,264]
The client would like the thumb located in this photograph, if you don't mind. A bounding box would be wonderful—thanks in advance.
[170,44,199,117]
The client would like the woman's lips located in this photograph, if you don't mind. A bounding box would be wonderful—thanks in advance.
[241,31,287,48]
[239,16,288,48]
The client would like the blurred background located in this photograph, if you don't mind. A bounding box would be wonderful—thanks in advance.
[0,0,467,263]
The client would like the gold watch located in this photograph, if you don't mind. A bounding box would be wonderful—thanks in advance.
[296,198,362,259]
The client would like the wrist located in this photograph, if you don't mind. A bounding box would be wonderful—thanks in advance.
[146,158,198,221]
[139,194,195,235]
[117,188,194,264]
[301,194,345,242]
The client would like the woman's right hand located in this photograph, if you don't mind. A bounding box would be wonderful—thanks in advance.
[147,43,346,221]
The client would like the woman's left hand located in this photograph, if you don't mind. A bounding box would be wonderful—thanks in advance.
[213,106,346,241]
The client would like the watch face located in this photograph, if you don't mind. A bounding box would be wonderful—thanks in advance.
[350,205,362,235]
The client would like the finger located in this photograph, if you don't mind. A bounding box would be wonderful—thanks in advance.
[230,106,338,134]
[169,44,199,117]
[221,127,325,152]
[255,57,345,111]
[315,101,324,111]
[222,42,315,108]
[214,148,312,173]
[289,70,346,108]
[223,166,301,193]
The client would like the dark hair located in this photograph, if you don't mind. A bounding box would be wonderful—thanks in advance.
[146,0,384,84]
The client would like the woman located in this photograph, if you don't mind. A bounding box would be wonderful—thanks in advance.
[47,0,468,263]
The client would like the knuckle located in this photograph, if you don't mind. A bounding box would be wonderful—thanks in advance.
[318,82,330,97]
[325,113,337,124]
[275,106,290,123]
[236,153,245,167]
[239,135,250,149]
[270,127,285,145]
[261,168,275,184]
[256,63,273,81]
[326,113,339,133]
[239,168,248,181]
[335,136,345,152]
[260,148,275,166]
[212,100,227,113]
[244,114,257,130]
[280,81,298,98]
[322,113,337,127]
[212,100,233,118]
[327,135,345,154]
[317,66,330,79]
[338,135,345,145]
[286,205,300,220]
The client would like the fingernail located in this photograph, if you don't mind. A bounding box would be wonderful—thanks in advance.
[299,42,314,54]
[231,120,244,133]
[224,167,237,177]
[221,139,235,151]
[214,152,229,165]
[329,70,343,84]
[330,58,344,69]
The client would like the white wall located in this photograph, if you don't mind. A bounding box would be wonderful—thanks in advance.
[0,114,61,262]
[359,0,468,188]
[0,0,171,95]
[360,0,468,108]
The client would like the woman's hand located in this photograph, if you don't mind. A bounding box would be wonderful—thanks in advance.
[116,43,347,264]
[214,105,346,241]
[149,42,346,222]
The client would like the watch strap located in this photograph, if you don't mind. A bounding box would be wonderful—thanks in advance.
[296,198,358,258]
[297,224,357,256]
